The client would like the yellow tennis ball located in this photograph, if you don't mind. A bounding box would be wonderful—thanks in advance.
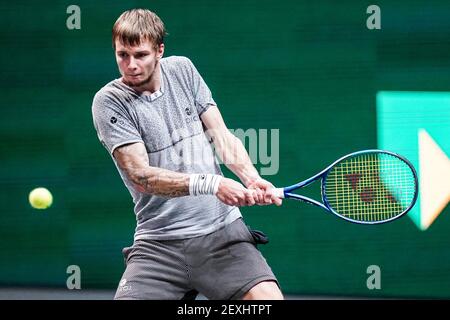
[29,187,53,209]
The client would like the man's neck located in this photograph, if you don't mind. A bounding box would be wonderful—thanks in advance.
[126,62,162,95]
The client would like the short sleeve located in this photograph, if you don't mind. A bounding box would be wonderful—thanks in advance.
[186,59,217,116]
[92,92,144,155]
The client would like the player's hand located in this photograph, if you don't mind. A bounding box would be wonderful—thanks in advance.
[247,178,283,206]
[216,178,257,207]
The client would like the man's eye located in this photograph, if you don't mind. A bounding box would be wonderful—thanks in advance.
[118,53,128,58]
[136,53,147,58]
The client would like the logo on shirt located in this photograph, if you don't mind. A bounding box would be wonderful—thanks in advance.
[185,107,199,124]
[110,115,125,126]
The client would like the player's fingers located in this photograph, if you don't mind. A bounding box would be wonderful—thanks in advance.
[246,192,256,206]
[252,189,259,205]
[264,190,273,204]
[242,190,251,206]
[267,188,283,206]
[231,197,240,207]
[255,188,264,203]
[238,193,248,207]
[272,194,283,206]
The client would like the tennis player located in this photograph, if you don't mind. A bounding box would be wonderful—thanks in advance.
[92,8,283,300]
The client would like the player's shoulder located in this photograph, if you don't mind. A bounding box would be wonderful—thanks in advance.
[161,55,195,72]
[93,79,122,101]
[92,79,136,110]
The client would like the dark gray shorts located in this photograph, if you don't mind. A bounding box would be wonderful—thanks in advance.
[114,218,279,300]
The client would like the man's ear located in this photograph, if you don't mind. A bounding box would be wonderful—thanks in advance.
[158,43,165,59]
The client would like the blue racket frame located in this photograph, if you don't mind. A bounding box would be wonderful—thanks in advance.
[281,149,419,224]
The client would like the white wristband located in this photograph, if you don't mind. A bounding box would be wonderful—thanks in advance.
[189,174,223,196]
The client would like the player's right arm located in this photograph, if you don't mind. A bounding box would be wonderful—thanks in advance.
[113,142,189,197]
[113,142,255,206]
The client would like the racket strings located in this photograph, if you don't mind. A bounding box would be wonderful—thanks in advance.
[324,153,416,222]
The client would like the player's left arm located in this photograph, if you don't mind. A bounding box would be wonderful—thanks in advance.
[200,106,281,205]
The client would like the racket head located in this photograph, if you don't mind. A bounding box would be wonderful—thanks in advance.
[322,150,418,224]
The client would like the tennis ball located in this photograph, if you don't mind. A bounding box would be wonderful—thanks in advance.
[29,187,53,209]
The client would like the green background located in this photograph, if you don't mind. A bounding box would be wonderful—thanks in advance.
[1,0,449,298]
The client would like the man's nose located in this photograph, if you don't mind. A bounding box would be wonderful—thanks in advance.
[128,57,138,70]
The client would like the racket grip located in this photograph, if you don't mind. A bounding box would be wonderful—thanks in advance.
[273,188,285,199]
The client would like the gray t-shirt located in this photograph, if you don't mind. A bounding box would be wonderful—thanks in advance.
[92,56,241,240]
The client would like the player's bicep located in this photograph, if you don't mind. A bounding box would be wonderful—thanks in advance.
[200,105,233,147]
[113,142,149,187]
[200,105,226,130]
[112,141,190,196]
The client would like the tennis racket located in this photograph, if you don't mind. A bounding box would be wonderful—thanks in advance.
[273,150,418,224]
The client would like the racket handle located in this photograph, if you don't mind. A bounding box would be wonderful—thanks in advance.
[273,188,285,199]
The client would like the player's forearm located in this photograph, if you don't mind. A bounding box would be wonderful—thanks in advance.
[216,133,260,187]
[129,166,190,197]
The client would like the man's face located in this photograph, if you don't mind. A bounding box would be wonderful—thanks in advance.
[115,39,164,87]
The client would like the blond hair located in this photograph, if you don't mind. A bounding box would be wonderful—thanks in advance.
[112,9,167,49]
